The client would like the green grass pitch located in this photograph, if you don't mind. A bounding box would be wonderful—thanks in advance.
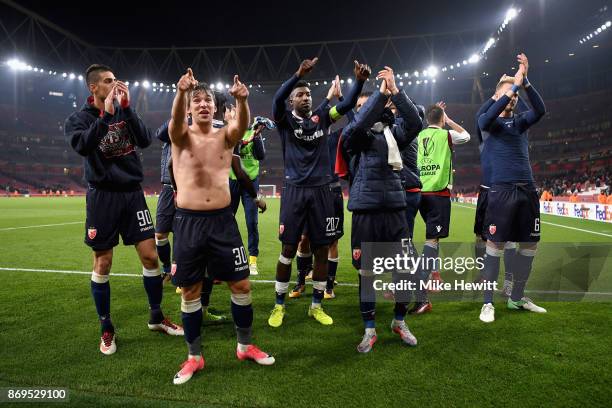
[0,197,610,407]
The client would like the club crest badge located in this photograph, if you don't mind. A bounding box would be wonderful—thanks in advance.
[87,227,97,240]
[489,224,497,235]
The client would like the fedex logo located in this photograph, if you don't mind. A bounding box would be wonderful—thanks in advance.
[594,205,611,221]
[556,203,568,216]
[543,202,553,213]
[573,204,590,219]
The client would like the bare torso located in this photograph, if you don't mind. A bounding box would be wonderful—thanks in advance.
[172,126,233,211]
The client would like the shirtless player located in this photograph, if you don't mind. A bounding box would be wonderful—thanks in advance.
[169,68,274,385]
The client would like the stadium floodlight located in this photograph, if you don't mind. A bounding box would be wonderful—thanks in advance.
[48,70,52,75]
[424,79,428,84]
[450,65,454,70]
[134,81,140,87]
[62,72,67,78]
[399,81,403,87]
[248,84,252,88]
[159,82,164,87]
[152,82,157,87]
[468,54,480,64]
[225,83,230,89]
[456,63,460,67]
[172,83,176,88]
[408,81,412,85]
[427,65,438,77]
[340,79,345,84]
[413,70,419,77]
[173,89,176,93]
[166,88,170,92]
[69,73,76,79]
[142,80,150,88]
[347,78,353,84]
[404,72,409,77]
[78,75,84,81]
[26,65,32,71]
[506,8,518,21]
[153,88,156,92]
[607,21,611,27]
[323,80,328,85]
[485,37,495,51]
[216,82,223,90]
[416,80,421,85]
[432,79,436,83]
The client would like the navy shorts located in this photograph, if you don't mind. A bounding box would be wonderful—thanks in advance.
[279,183,336,246]
[473,186,489,239]
[331,184,345,241]
[351,210,409,270]
[172,207,249,287]
[85,186,154,251]
[484,183,541,243]
[155,184,175,234]
[418,194,451,239]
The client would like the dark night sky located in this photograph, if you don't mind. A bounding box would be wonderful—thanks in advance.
[12,0,547,47]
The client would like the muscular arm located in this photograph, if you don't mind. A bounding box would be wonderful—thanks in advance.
[272,75,300,122]
[226,97,250,147]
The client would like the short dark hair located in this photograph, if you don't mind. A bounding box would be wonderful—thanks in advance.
[425,105,444,125]
[358,91,373,99]
[293,80,309,90]
[85,64,113,85]
[188,82,215,103]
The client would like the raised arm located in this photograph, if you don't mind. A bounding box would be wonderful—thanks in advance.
[391,90,423,146]
[331,61,370,119]
[475,97,495,144]
[342,91,387,154]
[478,65,525,131]
[436,101,470,145]
[251,127,266,160]
[66,83,119,156]
[226,75,250,147]
[273,57,318,122]
[516,81,546,132]
[169,68,197,144]
[113,81,152,148]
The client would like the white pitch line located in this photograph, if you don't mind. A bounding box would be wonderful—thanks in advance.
[1,267,611,296]
[0,221,82,231]
[454,204,612,238]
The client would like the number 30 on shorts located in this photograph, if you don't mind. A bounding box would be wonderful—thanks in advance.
[136,210,153,227]
[233,247,247,265]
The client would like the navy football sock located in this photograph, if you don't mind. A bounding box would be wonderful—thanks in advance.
[181,298,203,356]
[143,268,164,323]
[91,272,113,333]
[231,293,253,345]
[482,246,502,304]
[326,258,338,290]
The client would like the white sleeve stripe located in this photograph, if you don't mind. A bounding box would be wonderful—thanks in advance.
[450,130,471,145]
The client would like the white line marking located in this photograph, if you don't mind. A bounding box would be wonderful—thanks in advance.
[1,267,610,296]
[454,204,612,238]
[0,221,82,231]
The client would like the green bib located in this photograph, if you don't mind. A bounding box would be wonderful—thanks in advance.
[417,127,453,192]
[229,129,260,180]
